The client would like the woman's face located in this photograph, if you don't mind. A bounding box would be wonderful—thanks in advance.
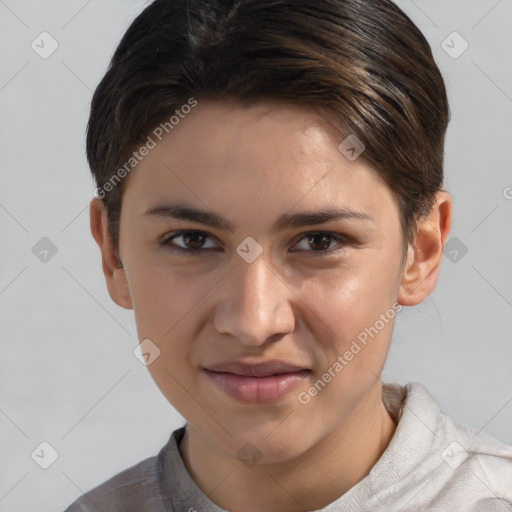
[117,100,407,463]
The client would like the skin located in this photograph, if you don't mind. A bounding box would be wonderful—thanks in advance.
[91,100,452,512]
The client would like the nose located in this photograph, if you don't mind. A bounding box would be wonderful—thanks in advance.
[213,256,295,346]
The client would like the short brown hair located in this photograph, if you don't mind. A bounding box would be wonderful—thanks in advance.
[87,0,450,260]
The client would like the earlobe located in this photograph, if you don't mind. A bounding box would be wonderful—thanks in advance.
[397,191,452,306]
[90,198,134,310]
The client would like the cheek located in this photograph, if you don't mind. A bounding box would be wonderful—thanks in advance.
[129,263,202,337]
[298,270,397,422]
[305,257,399,336]
[130,269,204,413]
[296,253,400,386]
[129,267,209,388]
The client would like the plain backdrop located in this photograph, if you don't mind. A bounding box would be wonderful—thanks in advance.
[0,1,511,510]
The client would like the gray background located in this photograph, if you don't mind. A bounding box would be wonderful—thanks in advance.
[0,1,511,510]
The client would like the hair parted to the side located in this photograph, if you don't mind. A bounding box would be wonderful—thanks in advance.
[86,0,450,262]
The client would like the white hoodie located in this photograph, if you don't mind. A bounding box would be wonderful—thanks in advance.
[64,382,512,511]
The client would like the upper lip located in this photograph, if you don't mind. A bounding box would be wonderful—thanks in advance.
[203,360,309,378]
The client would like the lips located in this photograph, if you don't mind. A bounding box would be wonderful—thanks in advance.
[205,360,308,377]
[203,360,311,403]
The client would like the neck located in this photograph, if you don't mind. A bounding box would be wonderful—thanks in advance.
[179,382,396,512]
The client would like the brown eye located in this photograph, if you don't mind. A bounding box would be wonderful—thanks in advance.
[291,232,348,256]
[181,231,207,250]
[307,233,334,251]
[161,230,218,252]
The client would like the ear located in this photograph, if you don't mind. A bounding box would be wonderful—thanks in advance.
[397,191,452,306]
[90,198,133,310]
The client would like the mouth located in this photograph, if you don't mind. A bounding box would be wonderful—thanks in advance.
[203,360,312,403]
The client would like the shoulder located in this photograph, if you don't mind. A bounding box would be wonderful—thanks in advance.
[409,382,512,505]
[379,382,512,509]
[446,416,512,500]
[63,455,168,512]
[62,428,185,512]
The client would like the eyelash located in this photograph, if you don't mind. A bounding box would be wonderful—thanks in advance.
[160,230,350,257]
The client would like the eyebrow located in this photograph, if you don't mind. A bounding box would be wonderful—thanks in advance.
[143,203,373,233]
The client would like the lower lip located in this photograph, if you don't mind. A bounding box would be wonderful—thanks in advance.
[204,370,311,404]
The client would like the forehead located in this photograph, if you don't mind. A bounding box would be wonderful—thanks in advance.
[122,100,399,229]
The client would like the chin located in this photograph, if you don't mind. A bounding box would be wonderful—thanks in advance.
[214,420,321,466]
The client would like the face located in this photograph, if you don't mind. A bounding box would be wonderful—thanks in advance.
[116,100,407,463]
